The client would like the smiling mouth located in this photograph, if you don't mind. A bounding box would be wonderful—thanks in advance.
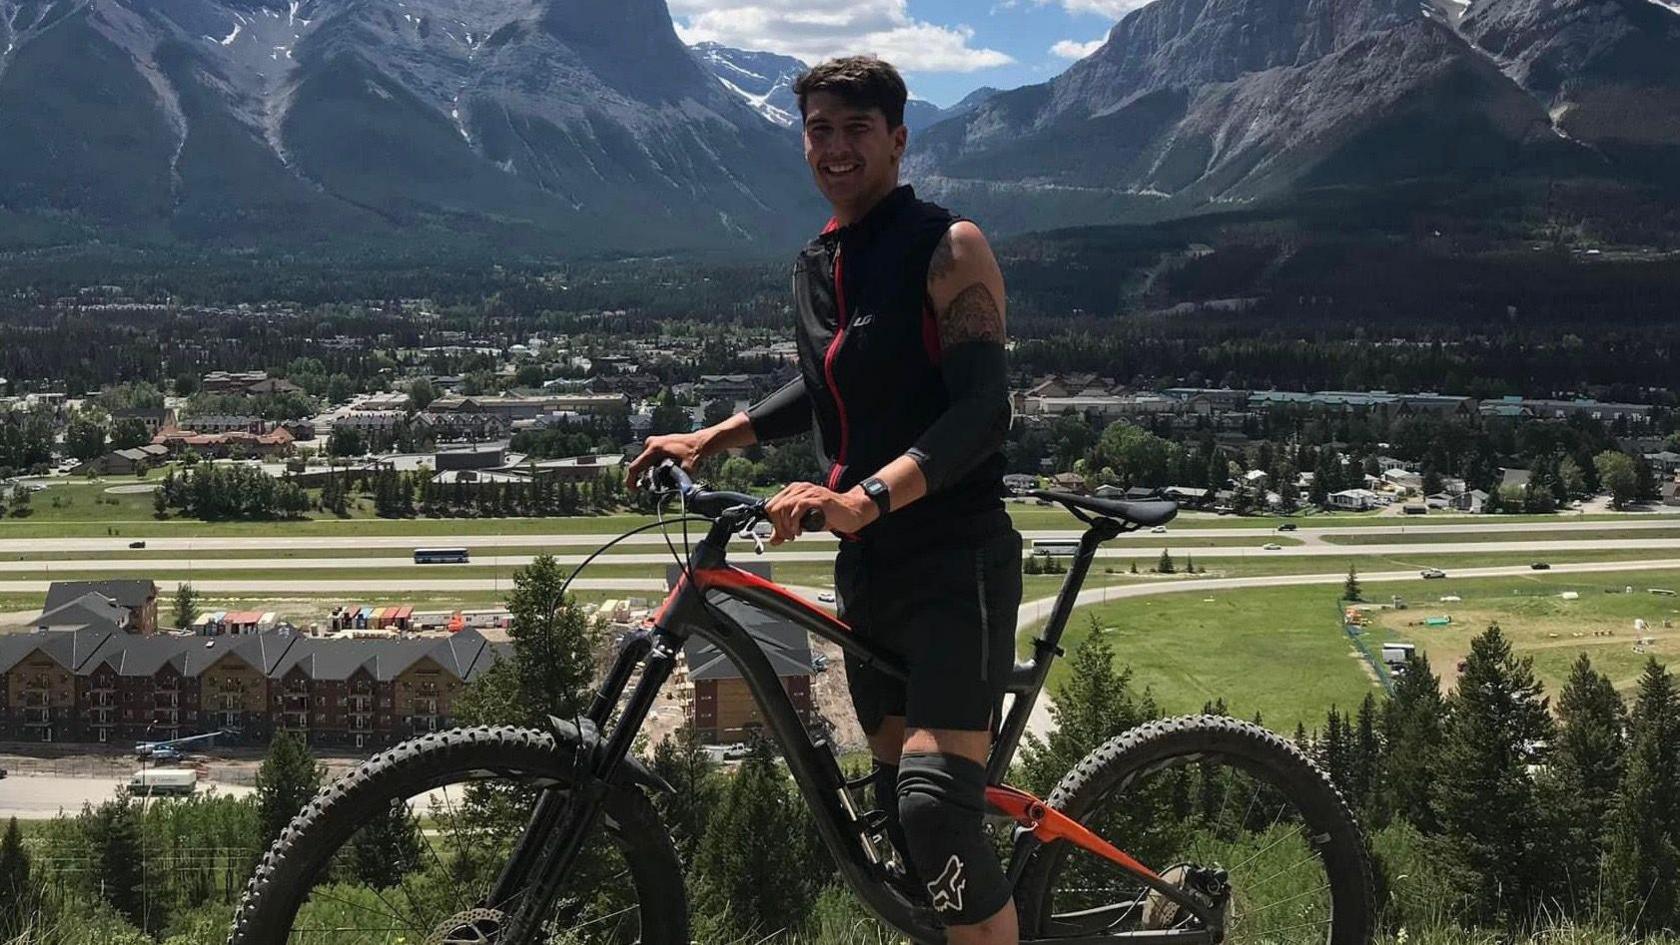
[822,162,861,178]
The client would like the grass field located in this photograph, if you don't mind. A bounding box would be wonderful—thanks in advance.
[1036,568,1680,733]
[1364,570,1680,696]
[1043,584,1379,731]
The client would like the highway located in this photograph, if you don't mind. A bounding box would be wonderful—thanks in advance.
[2,515,1678,554]
[7,537,1680,574]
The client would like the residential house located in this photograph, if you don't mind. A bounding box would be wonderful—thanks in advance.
[1452,490,1491,513]
[1328,489,1386,511]
[71,444,170,476]
[110,407,176,436]
[42,581,159,634]
[675,565,815,745]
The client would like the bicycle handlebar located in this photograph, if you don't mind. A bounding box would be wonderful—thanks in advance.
[647,461,826,533]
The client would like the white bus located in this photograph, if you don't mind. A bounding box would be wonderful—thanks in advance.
[1031,539,1080,557]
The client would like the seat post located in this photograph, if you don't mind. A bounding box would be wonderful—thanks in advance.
[989,518,1121,783]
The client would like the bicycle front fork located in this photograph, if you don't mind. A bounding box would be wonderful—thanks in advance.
[490,626,682,943]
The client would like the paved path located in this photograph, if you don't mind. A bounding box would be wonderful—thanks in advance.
[8,537,1680,575]
[0,773,253,819]
[4,516,1679,554]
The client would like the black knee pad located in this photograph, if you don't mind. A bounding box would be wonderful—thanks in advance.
[896,753,1013,925]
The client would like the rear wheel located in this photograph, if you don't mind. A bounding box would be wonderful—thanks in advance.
[1015,716,1373,945]
[227,726,687,945]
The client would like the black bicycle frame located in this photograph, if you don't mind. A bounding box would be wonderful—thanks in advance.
[493,511,1220,945]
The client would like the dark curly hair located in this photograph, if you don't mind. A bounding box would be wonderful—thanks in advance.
[792,56,908,129]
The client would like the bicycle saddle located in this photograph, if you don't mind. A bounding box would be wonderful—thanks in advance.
[1029,490,1179,527]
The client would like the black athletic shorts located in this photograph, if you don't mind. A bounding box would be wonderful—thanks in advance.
[835,524,1023,734]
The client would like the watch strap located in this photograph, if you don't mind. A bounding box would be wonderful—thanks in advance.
[860,477,892,518]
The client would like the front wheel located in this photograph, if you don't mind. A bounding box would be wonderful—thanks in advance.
[1015,716,1373,945]
[228,725,688,945]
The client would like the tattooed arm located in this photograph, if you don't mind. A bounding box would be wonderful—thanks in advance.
[905,222,1012,493]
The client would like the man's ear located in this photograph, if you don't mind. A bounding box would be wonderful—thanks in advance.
[892,123,908,161]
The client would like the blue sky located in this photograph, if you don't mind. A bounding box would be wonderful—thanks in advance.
[670,0,1145,108]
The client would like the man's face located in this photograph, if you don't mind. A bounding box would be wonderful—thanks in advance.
[802,91,907,209]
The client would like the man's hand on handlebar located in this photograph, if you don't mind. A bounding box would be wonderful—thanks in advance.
[625,432,708,491]
[764,482,875,544]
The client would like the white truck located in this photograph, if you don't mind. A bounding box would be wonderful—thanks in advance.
[129,768,199,797]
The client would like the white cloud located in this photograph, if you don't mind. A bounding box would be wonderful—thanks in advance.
[1049,37,1104,58]
[1041,0,1156,18]
[669,0,1014,73]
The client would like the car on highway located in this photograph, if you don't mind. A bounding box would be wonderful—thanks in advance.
[1277,522,1298,531]
[1151,525,1167,533]
[128,540,146,549]
[1531,562,1551,570]
[817,591,836,603]
[1262,543,1283,551]
[1421,568,1447,579]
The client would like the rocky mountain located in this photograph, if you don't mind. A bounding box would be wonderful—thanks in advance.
[1454,0,1680,167]
[689,41,948,132]
[0,0,820,252]
[907,0,1680,232]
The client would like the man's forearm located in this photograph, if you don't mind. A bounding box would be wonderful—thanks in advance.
[696,412,758,459]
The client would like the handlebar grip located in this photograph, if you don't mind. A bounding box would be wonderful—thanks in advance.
[800,508,826,533]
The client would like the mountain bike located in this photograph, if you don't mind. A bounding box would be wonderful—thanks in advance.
[227,461,1373,945]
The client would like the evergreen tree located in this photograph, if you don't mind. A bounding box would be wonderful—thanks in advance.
[1019,624,1158,796]
[172,582,200,630]
[0,817,32,940]
[1434,625,1554,923]
[255,732,324,850]
[1344,564,1362,602]
[1156,548,1175,574]
[649,726,723,865]
[83,794,147,928]
[1541,654,1625,912]
[1352,693,1381,814]
[506,555,597,724]
[1379,653,1446,831]
[1318,706,1352,798]
[346,800,423,888]
[693,738,825,938]
[1606,660,1680,933]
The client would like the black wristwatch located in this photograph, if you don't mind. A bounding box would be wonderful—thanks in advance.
[859,477,891,520]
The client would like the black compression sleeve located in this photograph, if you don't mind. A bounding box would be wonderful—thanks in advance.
[906,342,1010,494]
[744,376,813,443]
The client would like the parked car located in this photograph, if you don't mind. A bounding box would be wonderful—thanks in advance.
[128,540,146,549]
[1531,562,1551,570]
[1277,522,1298,531]
[1421,568,1447,579]
[1262,543,1283,551]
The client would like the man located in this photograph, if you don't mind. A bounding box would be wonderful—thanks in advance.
[627,56,1019,943]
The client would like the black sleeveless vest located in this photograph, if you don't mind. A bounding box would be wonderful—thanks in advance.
[790,185,1007,547]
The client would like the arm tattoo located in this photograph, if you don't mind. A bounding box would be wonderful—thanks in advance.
[928,232,957,282]
[939,282,1006,346]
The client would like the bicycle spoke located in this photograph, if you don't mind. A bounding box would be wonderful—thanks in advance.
[1231,882,1332,920]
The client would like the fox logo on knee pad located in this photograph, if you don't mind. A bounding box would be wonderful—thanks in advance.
[926,854,966,914]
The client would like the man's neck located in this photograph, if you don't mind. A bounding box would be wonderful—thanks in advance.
[832,179,901,228]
